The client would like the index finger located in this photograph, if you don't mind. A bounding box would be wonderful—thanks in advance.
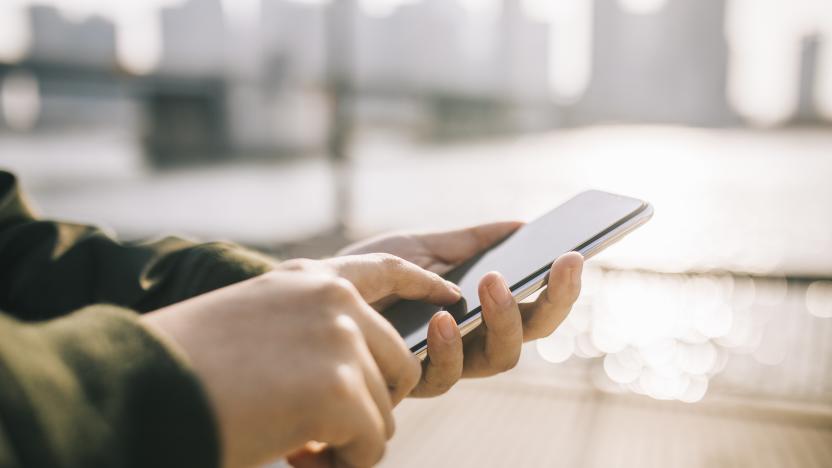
[328,253,461,305]
[330,365,388,468]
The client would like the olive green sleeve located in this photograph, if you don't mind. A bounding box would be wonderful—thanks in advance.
[0,305,219,468]
[0,170,280,467]
[0,170,276,321]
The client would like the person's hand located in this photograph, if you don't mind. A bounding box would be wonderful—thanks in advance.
[140,261,459,468]
[275,254,461,320]
[339,222,584,396]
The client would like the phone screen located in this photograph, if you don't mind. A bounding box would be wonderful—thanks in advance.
[381,190,648,351]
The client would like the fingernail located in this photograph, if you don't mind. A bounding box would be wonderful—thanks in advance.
[488,274,513,307]
[446,280,461,296]
[438,312,456,341]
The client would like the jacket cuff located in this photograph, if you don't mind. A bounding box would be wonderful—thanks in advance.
[42,305,220,468]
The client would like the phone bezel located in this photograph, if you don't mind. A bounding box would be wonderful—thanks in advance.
[412,200,654,360]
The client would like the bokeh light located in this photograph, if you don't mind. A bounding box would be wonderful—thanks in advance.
[1,70,40,131]
[617,0,668,15]
[536,268,807,403]
[806,280,832,318]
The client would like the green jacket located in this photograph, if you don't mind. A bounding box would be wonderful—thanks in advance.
[0,171,275,467]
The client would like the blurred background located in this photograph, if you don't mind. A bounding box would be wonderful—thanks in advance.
[1,0,831,466]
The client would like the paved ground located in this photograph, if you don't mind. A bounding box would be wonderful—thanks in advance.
[380,369,832,468]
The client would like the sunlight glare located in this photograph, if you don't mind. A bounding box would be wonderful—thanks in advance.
[1,70,41,131]
[0,3,30,63]
[617,0,668,15]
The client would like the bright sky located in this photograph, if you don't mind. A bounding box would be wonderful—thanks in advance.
[0,0,830,124]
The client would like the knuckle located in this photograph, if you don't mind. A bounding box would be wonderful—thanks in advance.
[432,272,447,287]
[326,364,360,401]
[317,313,362,348]
[375,252,404,270]
[426,272,444,294]
[279,258,315,272]
[320,277,359,304]
[331,314,363,344]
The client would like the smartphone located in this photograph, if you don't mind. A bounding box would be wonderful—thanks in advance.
[381,190,653,360]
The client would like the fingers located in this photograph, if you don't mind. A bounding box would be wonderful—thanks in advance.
[462,271,523,377]
[292,287,403,468]
[519,252,583,341]
[356,342,395,440]
[355,304,422,405]
[328,279,422,405]
[415,221,524,266]
[410,311,463,397]
[297,351,389,468]
[329,254,461,305]
[330,364,389,468]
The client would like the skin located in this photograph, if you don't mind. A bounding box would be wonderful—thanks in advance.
[143,221,583,468]
[289,222,583,466]
[141,258,460,468]
[338,221,584,393]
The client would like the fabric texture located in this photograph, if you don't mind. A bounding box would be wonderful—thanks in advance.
[0,171,276,467]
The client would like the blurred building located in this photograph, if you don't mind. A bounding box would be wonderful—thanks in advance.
[567,0,738,126]
[29,5,116,69]
[13,5,134,131]
[0,0,830,161]
[159,0,226,76]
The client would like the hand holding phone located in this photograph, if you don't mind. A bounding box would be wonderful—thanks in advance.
[382,190,652,361]
[340,190,652,396]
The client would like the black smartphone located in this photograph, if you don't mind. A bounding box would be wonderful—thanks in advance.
[381,190,653,359]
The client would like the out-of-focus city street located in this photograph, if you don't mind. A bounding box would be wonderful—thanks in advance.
[1,0,831,466]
